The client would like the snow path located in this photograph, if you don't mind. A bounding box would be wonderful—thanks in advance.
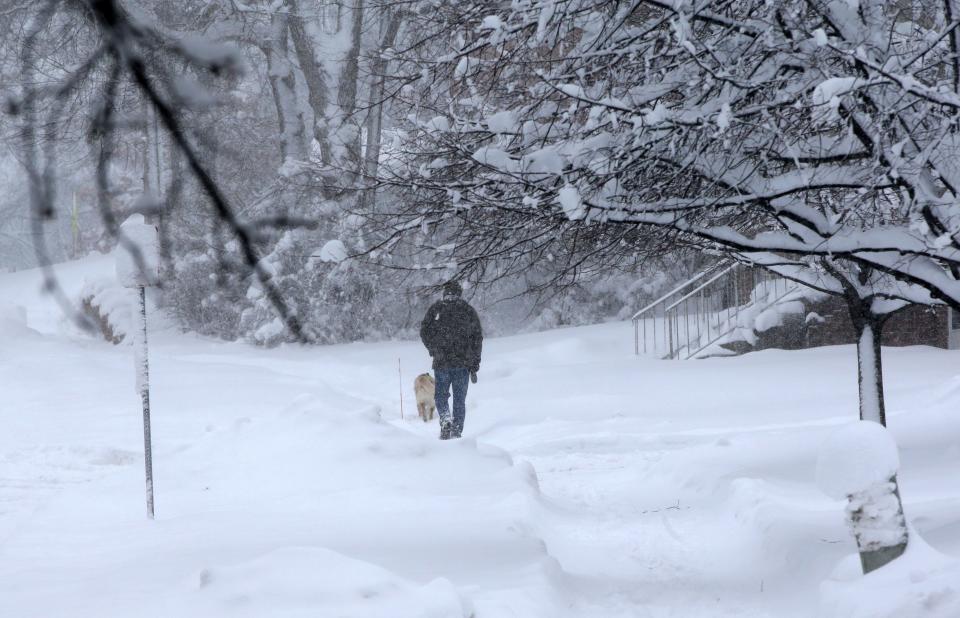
[2,258,960,616]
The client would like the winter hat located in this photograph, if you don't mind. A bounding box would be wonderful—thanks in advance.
[442,281,463,298]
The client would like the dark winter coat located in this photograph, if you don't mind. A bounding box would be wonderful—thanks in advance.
[420,298,483,372]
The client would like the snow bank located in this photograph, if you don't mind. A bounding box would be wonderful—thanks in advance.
[182,546,470,618]
[821,532,960,618]
[0,360,549,617]
[0,303,38,339]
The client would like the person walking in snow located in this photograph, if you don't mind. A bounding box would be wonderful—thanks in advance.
[419,281,483,440]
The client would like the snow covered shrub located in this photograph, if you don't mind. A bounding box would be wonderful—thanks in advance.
[238,230,404,346]
[77,279,132,344]
[165,250,245,340]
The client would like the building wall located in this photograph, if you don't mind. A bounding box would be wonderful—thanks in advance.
[801,298,949,349]
[766,298,950,351]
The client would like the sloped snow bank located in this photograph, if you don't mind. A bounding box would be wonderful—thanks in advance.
[820,531,960,618]
[0,354,551,617]
[179,546,470,618]
[0,303,38,339]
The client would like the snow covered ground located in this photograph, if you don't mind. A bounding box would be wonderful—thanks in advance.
[2,254,960,617]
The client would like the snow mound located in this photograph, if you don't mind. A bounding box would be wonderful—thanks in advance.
[0,303,39,339]
[816,421,900,500]
[821,532,960,618]
[187,546,470,618]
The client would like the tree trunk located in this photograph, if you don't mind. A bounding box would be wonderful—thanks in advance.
[850,476,908,573]
[361,9,403,210]
[265,12,311,164]
[846,299,907,573]
[142,102,152,194]
[287,0,333,165]
[854,318,887,425]
[335,0,365,175]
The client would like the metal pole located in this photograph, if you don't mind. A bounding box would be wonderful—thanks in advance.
[643,310,656,353]
[153,105,162,192]
[643,317,648,355]
[135,285,154,519]
[398,359,405,420]
[668,312,674,359]
[697,289,704,348]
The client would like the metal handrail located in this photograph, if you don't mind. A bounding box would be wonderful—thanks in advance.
[631,262,728,321]
[663,264,740,313]
[681,280,800,359]
[631,260,731,356]
[660,265,800,360]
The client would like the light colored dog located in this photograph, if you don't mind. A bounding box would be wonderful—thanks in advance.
[414,373,436,422]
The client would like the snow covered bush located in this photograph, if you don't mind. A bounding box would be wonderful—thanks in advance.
[77,278,133,344]
[165,250,246,341]
[238,230,408,346]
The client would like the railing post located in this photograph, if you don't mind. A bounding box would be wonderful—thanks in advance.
[668,312,675,359]
[643,315,648,355]
[697,289,704,348]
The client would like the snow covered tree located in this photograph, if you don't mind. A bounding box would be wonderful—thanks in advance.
[3,0,431,343]
[382,0,960,416]
[380,0,960,572]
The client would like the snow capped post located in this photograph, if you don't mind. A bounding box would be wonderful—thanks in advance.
[817,422,908,574]
[117,215,160,519]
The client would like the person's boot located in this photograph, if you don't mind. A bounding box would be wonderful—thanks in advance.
[439,419,452,440]
[451,421,464,439]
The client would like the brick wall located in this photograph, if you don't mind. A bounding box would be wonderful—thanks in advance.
[771,298,950,351]
[883,304,949,348]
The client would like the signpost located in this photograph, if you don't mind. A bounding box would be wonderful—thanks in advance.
[117,215,160,519]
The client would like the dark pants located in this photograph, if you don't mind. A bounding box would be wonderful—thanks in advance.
[435,367,469,435]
